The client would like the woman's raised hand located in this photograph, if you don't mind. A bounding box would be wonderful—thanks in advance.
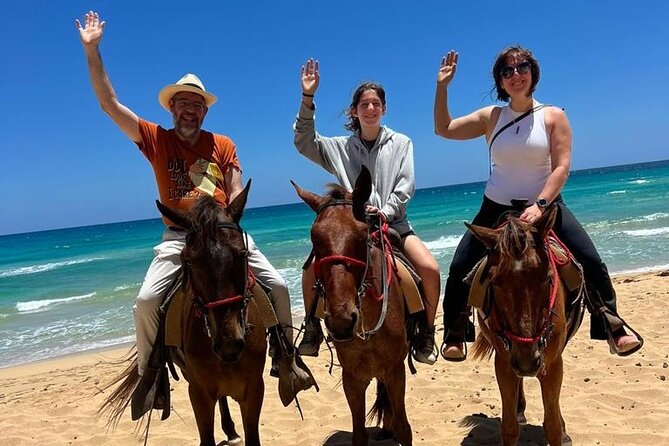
[301,58,320,96]
[437,50,459,87]
[75,11,105,47]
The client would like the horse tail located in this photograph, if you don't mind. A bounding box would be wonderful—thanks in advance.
[97,345,141,428]
[471,332,494,361]
[366,379,390,426]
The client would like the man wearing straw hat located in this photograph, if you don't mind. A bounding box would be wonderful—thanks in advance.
[76,11,316,402]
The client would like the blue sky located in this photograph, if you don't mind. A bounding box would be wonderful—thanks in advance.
[1,1,667,235]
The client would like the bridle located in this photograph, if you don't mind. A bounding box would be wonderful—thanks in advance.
[312,199,397,340]
[490,227,567,358]
[184,220,255,339]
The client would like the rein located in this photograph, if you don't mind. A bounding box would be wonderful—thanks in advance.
[495,244,559,349]
[491,228,564,353]
[186,221,254,338]
[312,200,397,340]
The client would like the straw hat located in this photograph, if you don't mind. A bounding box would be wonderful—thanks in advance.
[158,73,217,111]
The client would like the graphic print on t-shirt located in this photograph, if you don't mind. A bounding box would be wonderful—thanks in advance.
[167,158,196,200]
[189,158,224,197]
[166,158,222,200]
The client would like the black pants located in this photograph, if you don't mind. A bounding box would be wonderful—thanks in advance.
[442,195,619,342]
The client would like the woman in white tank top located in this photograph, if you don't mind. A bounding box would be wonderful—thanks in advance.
[432,46,642,361]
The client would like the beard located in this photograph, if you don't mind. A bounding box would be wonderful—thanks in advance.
[176,124,198,138]
[173,116,201,140]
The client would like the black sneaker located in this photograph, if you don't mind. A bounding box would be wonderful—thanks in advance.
[413,326,437,365]
[270,355,280,378]
[297,318,324,357]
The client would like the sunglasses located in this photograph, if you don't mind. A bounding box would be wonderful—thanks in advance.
[499,61,531,79]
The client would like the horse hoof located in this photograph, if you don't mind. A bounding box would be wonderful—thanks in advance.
[562,433,573,446]
[227,436,243,445]
[517,413,527,425]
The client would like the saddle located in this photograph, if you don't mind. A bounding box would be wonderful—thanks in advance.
[467,233,586,344]
[130,273,280,421]
[164,278,279,350]
[311,242,425,319]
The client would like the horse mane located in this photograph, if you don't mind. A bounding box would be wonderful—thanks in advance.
[495,216,541,275]
[188,196,226,241]
[324,183,349,200]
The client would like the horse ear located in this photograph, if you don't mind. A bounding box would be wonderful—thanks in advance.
[156,200,190,229]
[352,166,372,222]
[534,204,558,240]
[465,222,500,249]
[291,180,325,212]
[228,180,251,223]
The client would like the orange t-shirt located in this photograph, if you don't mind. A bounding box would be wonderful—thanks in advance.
[137,119,241,227]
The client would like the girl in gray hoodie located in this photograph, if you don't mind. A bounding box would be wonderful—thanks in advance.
[293,58,440,365]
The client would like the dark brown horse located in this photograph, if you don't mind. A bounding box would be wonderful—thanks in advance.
[293,167,412,446]
[468,205,573,446]
[102,182,267,446]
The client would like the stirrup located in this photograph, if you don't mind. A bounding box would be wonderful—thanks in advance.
[608,332,643,357]
[440,341,467,362]
[597,307,644,357]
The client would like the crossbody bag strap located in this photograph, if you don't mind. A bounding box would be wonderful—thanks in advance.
[488,104,549,175]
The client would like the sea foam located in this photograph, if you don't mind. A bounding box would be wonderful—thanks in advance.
[16,292,97,313]
[622,227,669,237]
[424,235,462,251]
[0,257,105,278]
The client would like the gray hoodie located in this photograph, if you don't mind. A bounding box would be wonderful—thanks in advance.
[294,102,415,235]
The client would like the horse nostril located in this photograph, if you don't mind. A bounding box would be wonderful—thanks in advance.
[350,311,358,328]
[532,355,542,370]
[212,337,246,362]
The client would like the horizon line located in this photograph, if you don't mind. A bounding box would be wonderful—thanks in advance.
[3,158,667,237]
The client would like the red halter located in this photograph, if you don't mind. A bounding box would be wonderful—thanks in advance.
[493,230,568,349]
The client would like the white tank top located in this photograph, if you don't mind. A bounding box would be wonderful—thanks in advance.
[484,103,551,205]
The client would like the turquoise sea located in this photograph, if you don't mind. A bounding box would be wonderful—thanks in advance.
[1,160,668,368]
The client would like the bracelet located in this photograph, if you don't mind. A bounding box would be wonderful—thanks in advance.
[302,93,314,98]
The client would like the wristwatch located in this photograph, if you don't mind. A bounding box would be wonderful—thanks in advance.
[535,198,549,209]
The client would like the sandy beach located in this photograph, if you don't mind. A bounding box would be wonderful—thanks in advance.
[1,271,667,446]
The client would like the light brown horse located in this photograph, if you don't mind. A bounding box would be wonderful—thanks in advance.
[468,205,573,446]
[102,182,267,446]
[293,167,412,446]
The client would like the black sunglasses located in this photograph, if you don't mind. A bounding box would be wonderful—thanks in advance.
[500,61,531,79]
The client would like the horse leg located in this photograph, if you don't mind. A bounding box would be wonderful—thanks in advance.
[239,376,265,446]
[539,357,569,446]
[494,355,521,446]
[517,379,527,425]
[219,397,242,445]
[188,385,217,446]
[342,370,370,446]
[384,363,412,446]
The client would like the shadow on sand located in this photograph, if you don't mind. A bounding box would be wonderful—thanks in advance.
[314,414,564,446]
[460,413,550,446]
[323,427,401,445]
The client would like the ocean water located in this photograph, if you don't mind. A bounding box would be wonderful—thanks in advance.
[1,160,668,367]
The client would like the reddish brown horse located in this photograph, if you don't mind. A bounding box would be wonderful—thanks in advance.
[102,182,267,446]
[293,167,412,446]
[468,205,574,446]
